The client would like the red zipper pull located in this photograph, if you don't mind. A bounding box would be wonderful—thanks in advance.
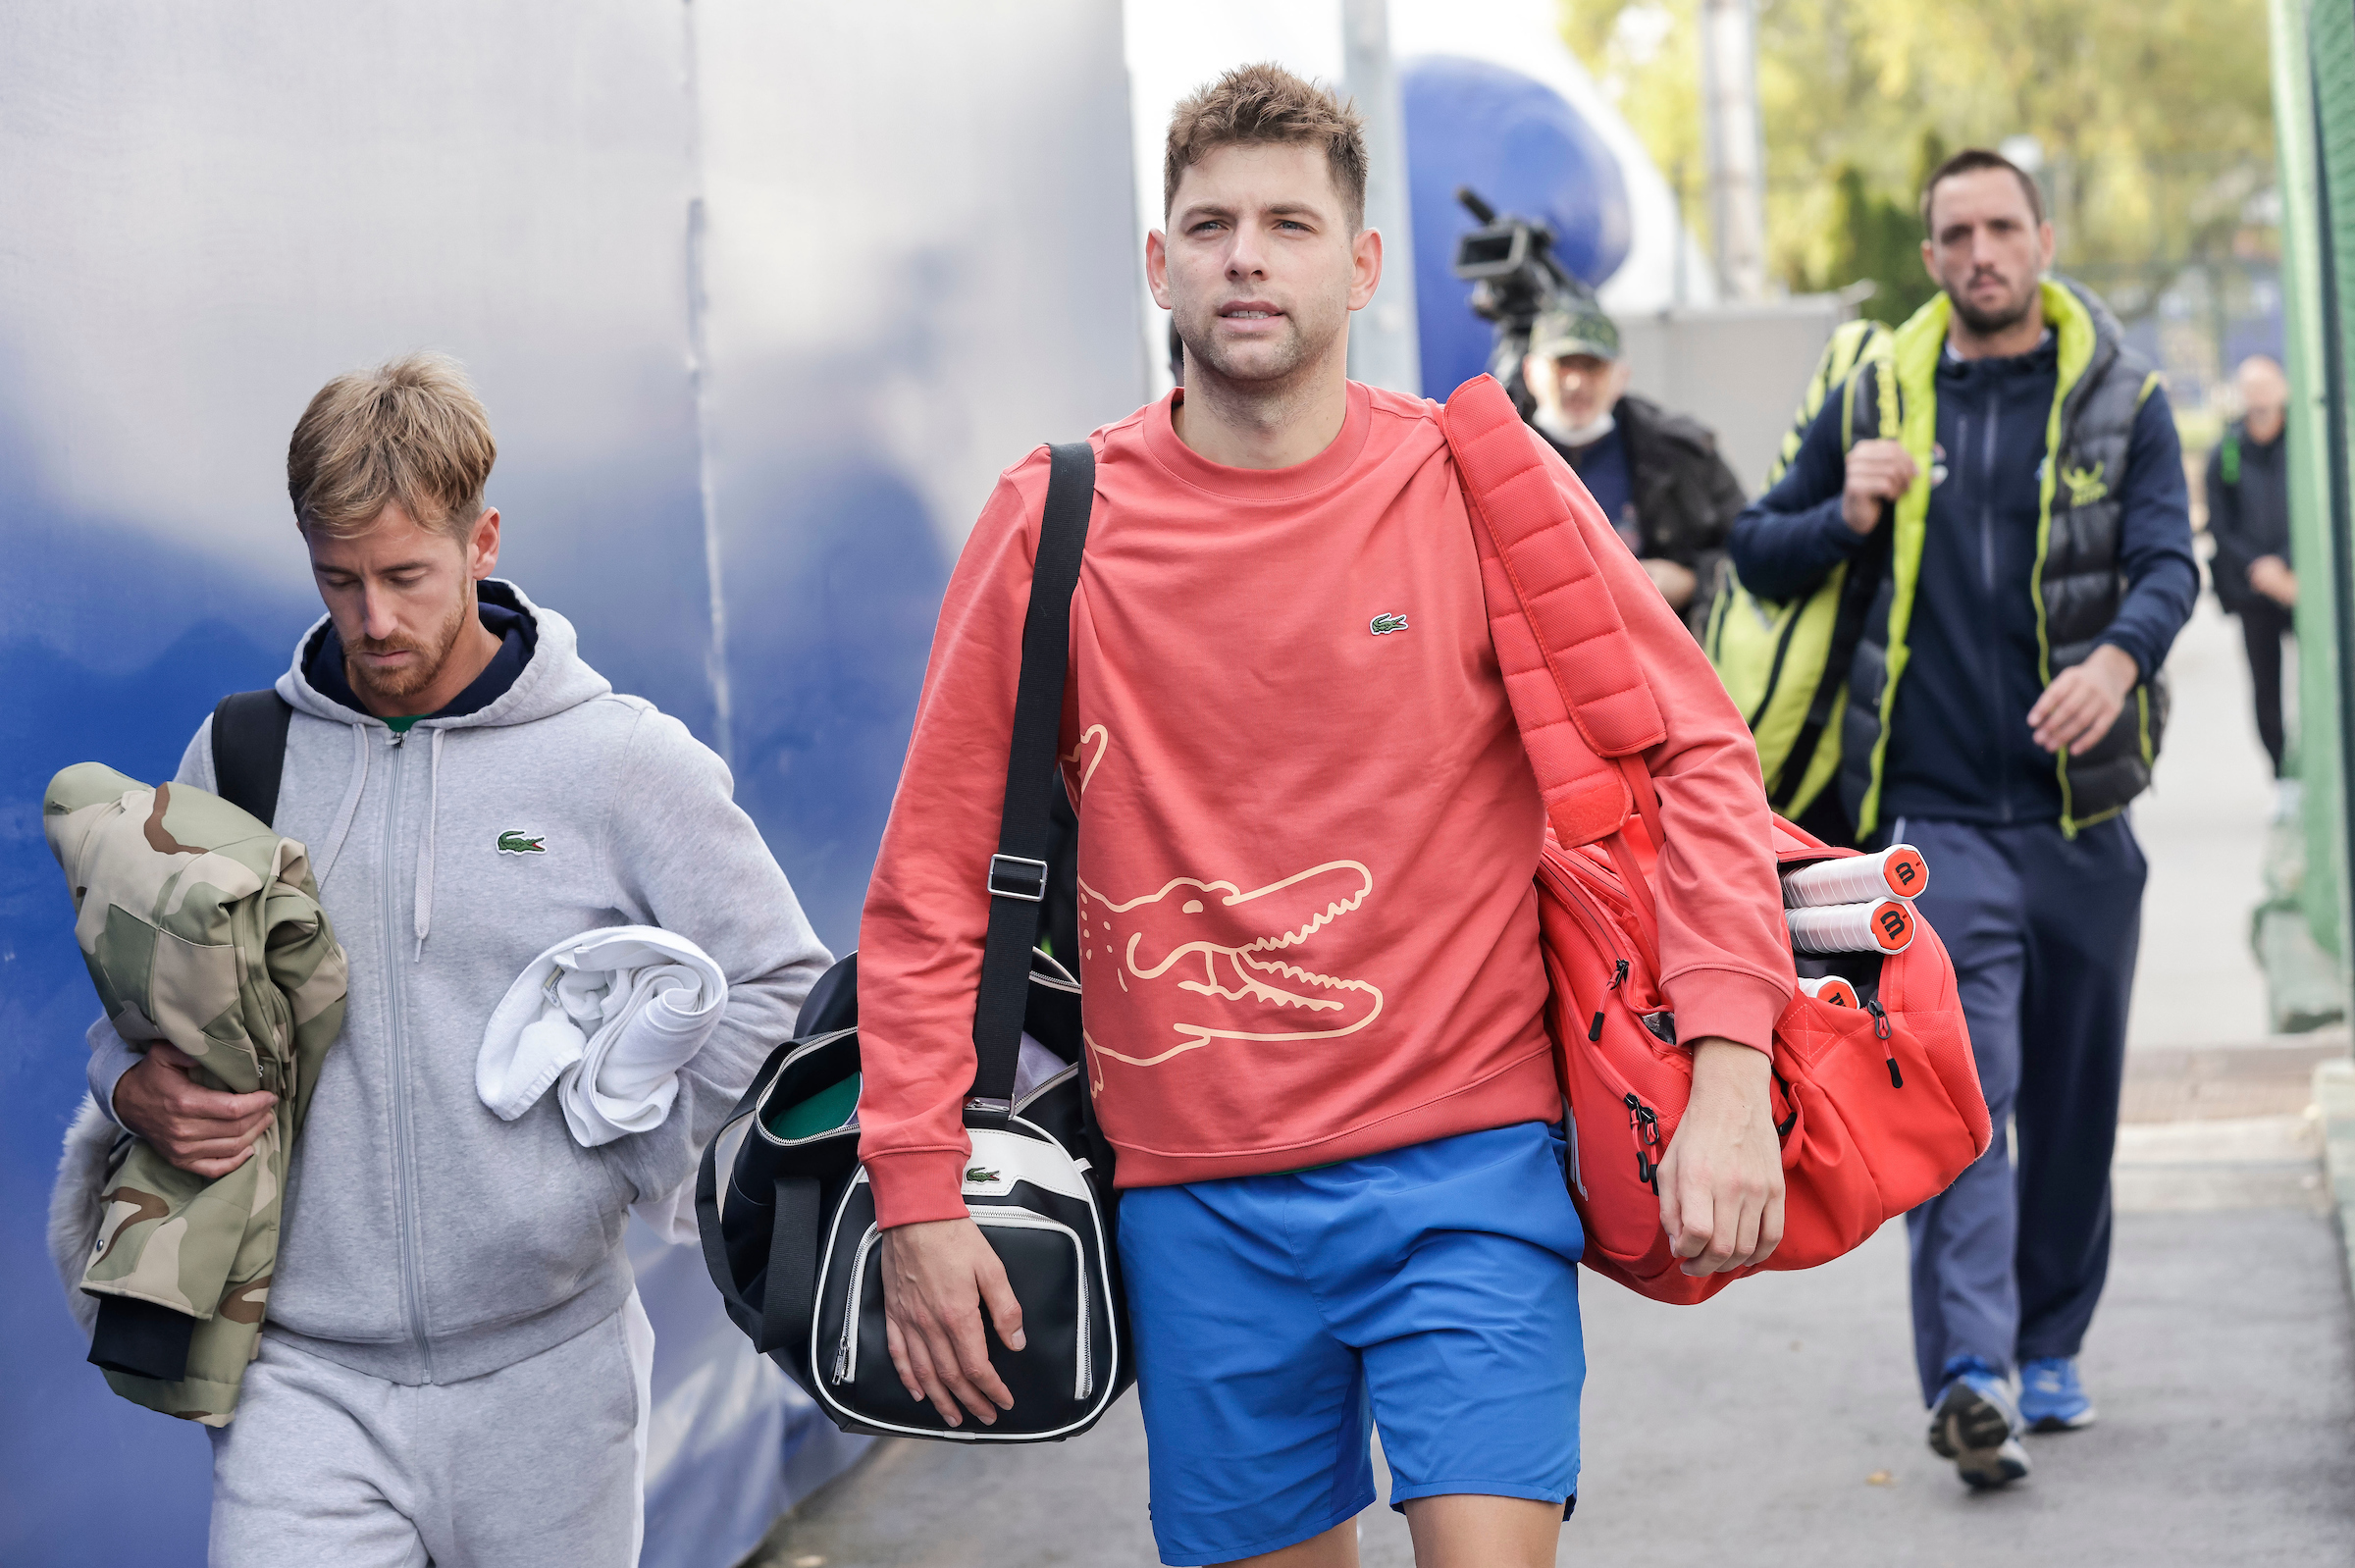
[1867,1000,1902,1087]
[1623,1093,1662,1193]
[1588,962,1630,1042]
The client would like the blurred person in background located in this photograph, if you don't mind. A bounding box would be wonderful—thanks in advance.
[1729,148,2197,1490]
[1522,298,1748,636]
[2205,354,2295,783]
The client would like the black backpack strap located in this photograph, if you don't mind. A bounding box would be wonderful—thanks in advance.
[968,443,1095,1116]
[210,689,294,826]
[1773,359,1903,812]
[1773,530,1890,813]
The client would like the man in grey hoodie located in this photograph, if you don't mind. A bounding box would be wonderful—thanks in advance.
[93,352,831,1566]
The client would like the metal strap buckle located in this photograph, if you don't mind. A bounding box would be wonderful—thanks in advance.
[987,854,1049,903]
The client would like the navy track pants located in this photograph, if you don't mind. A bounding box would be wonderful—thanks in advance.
[1895,815,2147,1403]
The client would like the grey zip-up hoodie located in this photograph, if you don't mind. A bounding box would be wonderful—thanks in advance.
[88,582,830,1385]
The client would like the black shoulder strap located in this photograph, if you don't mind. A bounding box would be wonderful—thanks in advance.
[1774,357,1901,810]
[1773,527,1890,812]
[211,689,294,826]
[968,443,1095,1114]
[1846,360,1883,445]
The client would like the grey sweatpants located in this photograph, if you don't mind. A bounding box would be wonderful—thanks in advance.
[207,1294,654,1568]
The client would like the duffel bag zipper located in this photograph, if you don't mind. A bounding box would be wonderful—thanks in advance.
[833,1210,1093,1400]
[833,1223,884,1385]
[1867,999,1902,1088]
[1622,1093,1664,1195]
[1588,960,1631,1043]
[1537,862,1677,1194]
[1549,843,1664,975]
[1562,1011,1669,1197]
[1539,857,1666,1038]
[972,1209,1092,1399]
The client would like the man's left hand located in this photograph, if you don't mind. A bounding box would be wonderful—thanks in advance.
[2027,643,2139,755]
[1641,557,1699,610]
[1656,1038,1785,1276]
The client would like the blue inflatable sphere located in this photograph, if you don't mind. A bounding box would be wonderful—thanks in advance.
[1400,55,1633,401]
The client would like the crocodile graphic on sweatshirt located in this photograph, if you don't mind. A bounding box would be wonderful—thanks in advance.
[1074,859,1383,1074]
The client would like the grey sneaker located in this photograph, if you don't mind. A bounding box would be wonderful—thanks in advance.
[1926,1357,2031,1489]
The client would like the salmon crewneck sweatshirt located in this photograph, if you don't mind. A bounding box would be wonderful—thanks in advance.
[858,382,1791,1228]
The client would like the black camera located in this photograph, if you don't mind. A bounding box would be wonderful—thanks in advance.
[1450,186,1586,412]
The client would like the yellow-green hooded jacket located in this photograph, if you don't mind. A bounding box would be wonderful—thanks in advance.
[1714,281,2184,839]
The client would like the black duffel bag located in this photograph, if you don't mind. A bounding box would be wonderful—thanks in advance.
[696,442,1132,1441]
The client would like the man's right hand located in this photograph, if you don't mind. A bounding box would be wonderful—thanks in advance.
[113,1041,277,1178]
[1841,439,1918,535]
[878,1216,1025,1428]
[2249,554,2298,607]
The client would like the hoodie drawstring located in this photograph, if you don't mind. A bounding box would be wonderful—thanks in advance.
[312,723,371,889]
[414,726,445,962]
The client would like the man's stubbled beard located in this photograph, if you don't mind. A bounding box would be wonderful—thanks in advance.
[345,588,471,709]
[1950,271,2038,339]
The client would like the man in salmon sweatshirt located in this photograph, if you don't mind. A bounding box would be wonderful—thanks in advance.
[857,64,1794,1568]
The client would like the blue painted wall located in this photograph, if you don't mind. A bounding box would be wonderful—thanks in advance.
[0,4,1144,1563]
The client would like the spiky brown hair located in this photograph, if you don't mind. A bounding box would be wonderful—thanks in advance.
[1164,63,1367,229]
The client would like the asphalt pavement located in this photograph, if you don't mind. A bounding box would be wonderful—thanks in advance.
[748,1124,2354,1568]
[2127,595,2286,1046]
[743,601,2355,1567]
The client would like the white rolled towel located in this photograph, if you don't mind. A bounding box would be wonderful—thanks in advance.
[479,925,729,1148]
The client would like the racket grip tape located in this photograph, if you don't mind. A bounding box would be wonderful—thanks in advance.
[1780,845,1931,908]
[1786,899,1914,955]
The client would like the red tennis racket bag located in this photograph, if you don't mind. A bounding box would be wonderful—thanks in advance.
[1444,375,1990,1306]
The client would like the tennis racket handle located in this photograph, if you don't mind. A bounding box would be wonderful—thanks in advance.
[1786,898,1914,955]
[1780,845,1931,908]
[1795,973,1859,1007]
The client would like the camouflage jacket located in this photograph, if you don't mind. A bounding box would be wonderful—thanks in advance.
[44,762,348,1424]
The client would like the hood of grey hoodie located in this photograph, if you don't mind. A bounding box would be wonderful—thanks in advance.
[179,580,828,1385]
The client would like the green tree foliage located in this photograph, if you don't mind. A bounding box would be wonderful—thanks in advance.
[1823,132,1947,324]
[1560,0,2276,305]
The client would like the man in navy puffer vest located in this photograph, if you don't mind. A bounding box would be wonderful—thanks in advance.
[1730,150,2197,1490]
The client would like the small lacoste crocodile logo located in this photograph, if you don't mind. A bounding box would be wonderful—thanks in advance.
[964,1167,1001,1184]
[497,831,548,855]
[1369,612,1409,636]
[2061,461,2109,507]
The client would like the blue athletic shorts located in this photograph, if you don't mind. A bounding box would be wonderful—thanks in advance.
[1117,1121,1585,1567]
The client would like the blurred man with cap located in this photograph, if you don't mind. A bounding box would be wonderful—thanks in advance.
[1522,296,1749,634]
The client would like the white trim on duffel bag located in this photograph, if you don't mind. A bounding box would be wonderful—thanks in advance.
[809,1115,1122,1443]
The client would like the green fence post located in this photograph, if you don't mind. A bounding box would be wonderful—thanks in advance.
[2275,0,2352,998]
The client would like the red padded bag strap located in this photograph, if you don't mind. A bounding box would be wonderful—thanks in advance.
[1442,374,1667,849]
[1606,755,1666,959]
